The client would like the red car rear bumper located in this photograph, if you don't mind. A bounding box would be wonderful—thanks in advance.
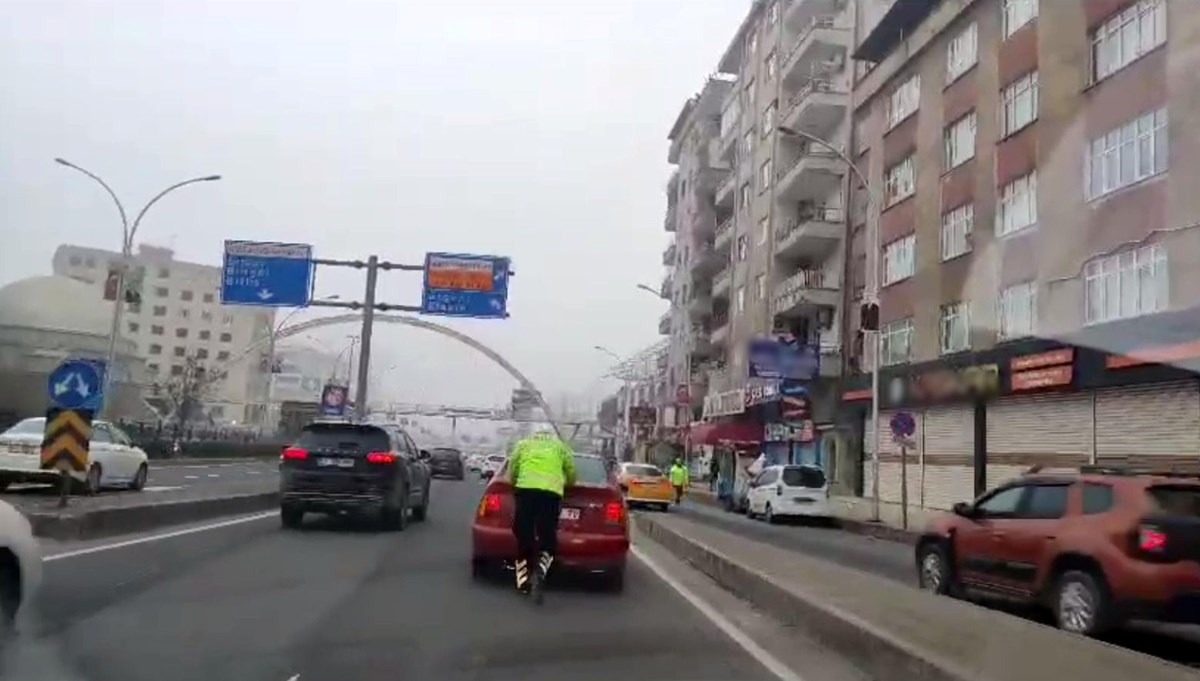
[471,524,629,572]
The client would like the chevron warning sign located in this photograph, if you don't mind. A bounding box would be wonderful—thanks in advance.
[40,407,93,473]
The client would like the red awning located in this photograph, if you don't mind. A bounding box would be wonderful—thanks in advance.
[688,420,762,447]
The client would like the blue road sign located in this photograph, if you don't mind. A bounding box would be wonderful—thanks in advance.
[48,359,103,410]
[421,252,510,319]
[320,384,348,417]
[221,240,314,307]
[890,411,916,440]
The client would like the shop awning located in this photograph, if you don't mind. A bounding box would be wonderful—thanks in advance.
[688,420,761,447]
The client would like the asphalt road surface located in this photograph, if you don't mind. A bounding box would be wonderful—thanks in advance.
[676,497,1200,669]
[0,478,809,681]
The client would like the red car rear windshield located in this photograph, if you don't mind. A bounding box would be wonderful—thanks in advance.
[574,457,609,484]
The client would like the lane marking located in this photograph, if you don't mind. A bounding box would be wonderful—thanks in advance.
[631,545,805,681]
[207,474,220,478]
[44,511,278,562]
[143,486,185,493]
[184,475,199,480]
[247,471,261,475]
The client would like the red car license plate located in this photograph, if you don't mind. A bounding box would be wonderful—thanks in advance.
[559,507,580,521]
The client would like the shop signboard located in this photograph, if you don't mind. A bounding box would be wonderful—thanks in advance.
[1010,349,1074,392]
[747,337,819,381]
[744,382,780,408]
[764,421,814,443]
[702,389,746,420]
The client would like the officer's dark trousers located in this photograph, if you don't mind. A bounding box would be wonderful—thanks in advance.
[512,488,561,562]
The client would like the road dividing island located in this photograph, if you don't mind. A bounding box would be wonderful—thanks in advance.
[633,513,1195,681]
[23,488,277,540]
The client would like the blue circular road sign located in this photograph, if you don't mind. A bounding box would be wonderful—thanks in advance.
[889,411,916,440]
[47,359,103,410]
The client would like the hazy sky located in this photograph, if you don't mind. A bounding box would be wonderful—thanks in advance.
[0,0,748,409]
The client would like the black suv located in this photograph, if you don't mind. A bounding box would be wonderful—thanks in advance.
[428,448,465,480]
[280,422,432,530]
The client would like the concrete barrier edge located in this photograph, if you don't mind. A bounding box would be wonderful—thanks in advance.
[634,513,968,681]
[27,492,279,540]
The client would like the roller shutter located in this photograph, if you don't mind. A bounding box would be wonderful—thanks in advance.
[1095,380,1200,467]
[987,393,1093,471]
[922,406,974,510]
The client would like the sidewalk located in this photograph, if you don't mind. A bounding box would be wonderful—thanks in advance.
[634,512,1194,681]
[686,485,927,544]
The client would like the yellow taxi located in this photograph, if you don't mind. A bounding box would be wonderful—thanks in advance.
[617,462,673,511]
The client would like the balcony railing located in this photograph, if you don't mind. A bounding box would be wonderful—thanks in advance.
[715,172,737,203]
[662,242,676,266]
[664,205,677,233]
[777,268,827,295]
[776,145,840,183]
[782,78,844,122]
[784,15,838,66]
[713,266,732,294]
[714,216,735,245]
[775,206,844,243]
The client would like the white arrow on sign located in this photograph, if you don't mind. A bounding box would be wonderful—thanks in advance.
[257,289,275,301]
[74,373,91,398]
[53,374,74,397]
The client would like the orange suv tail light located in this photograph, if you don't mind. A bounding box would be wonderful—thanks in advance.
[1138,525,1168,553]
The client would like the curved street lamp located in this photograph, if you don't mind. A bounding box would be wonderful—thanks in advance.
[55,158,222,418]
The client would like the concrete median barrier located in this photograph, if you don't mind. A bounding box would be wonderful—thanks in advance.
[634,512,1193,681]
[25,491,278,540]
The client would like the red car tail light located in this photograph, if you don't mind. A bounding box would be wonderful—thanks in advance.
[1139,525,1168,552]
[281,447,307,461]
[479,493,502,517]
[366,451,396,464]
[604,500,625,524]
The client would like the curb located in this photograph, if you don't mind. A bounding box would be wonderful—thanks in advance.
[687,491,921,545]
[26,492,279,540]
[634,513,964,681]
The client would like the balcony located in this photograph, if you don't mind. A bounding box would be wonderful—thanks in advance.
[689,324,716,359]
[689,238,723,278]
[773,268,840,318]
[711,313,730,346]
[660,273,673,299]
[687,289,712,320]
[774,206,843,261]
[663,204,678,233]
[658,311,671,335]
[662,242,676,267]
[667,169,680,200]
[781,15,851,90]
[713,216,735,251]
[712,265,732,298]
[775,145,843,202]
[780,79,849,141]
[715,171,737,208]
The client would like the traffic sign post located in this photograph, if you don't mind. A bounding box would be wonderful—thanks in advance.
[41,407,93,507]
[48,359,104,411]
[221,240,314,307]
[889,411,916,531]
[420,252,510,319]
[320,384,348,417]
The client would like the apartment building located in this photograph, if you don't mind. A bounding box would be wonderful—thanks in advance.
[841,0,1200,512]
[52,243,275,425]
[660,0,856,468]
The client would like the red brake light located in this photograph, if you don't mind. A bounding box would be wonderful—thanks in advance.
[604,501,624,524]
[1139,525,1168,552]
[282,447,307,461]
[480,493,502,517]
[366,451,395,464]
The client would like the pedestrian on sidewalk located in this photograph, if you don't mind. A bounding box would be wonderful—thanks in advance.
[708,456,719,492]
[669,457,688,505]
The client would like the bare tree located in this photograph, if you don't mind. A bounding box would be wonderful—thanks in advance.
[151,353,227,431]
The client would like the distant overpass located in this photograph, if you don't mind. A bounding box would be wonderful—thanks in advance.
[370,402,598,427]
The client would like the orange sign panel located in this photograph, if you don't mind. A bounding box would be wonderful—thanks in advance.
[1011,365,1073,392]
[425,257,495,292]
[1011,348,1074,372]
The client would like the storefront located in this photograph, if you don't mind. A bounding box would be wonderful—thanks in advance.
[840,312,1200,511]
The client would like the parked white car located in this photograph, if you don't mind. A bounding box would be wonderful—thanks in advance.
[0,417,150,494]
[745,464,830,523]
[480,454,507,479]
[0,499,41,632]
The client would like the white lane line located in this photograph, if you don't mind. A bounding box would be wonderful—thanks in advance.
[207,474,220,478]
[44,511,278,562]
[142,486,185,493]
[247,471,261,475]
[184,475,199,480]
[631,545,805,681]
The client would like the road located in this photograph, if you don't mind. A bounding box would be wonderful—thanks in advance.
[675,498,1200,668]
[0,478,813,681]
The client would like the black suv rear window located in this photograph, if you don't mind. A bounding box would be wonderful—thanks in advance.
[295,425,389,454]
[782,466,826,489]
[1148,485,1200,518]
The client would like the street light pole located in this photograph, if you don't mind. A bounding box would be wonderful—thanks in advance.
[55,159,221,419]
[594,345,632,458]
[776,126,883,522]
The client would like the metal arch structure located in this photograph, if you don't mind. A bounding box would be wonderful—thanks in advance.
[274,314,564,438]
[605,338,668,382]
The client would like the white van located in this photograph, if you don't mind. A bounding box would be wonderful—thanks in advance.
[745,464,830,523]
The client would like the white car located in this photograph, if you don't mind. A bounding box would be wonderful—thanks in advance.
[480,454,507,479]
[0,417,150,494]
[0,499,41,632]
[745,464,830,523]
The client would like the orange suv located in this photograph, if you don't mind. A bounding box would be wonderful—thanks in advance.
[915,468,1200,636]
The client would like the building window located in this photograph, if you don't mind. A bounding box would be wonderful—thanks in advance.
[155,287,168,298]
[173,346,186,358]
[996,171,1037,236]
[175,328,188,339]
[741,131,754,163]
[756,274,766,299]
[946,22,978,82]
[217,351,230,361]
[201,310,213,322]
[736,286,746,313]
[199,329,211,341]
[998,282,1037,340]
[68,255,82,267]
[883,234,916,286]
[886,74,920,130]
[740,183,752,212]
[147,363,159,375]
[762,101,776,138]
[737,235,749,261]
[1086,108,1167,201]
[196,348,209,360]
[127,321,140,334]
[220,332,233,343]
[748,31,758,59]
[202,292,214,303]
[180,290,194,301]
[171,365,183,376]
[944,112,976,170]
[939,301,971,354]
[758,216,769,244]
[941,204,973,261]
[1092,0,1166,82]
[152,306,167,317]
[83,257,96,268]
[881,318,914,366]
[884,156,915,206]
[158,267,170,278]
[149,344,162,355]
[1084,244,1167,325]
[1002,0,1038,38]
[759,158,772,191]
[150,324,164,336]
[765,49,777,80]
[179,308,190,319]
[1001,71,1038,138]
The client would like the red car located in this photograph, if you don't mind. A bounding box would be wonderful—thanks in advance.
[471,454,629,591]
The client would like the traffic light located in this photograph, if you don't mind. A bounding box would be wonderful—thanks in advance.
[860,302,879,331]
